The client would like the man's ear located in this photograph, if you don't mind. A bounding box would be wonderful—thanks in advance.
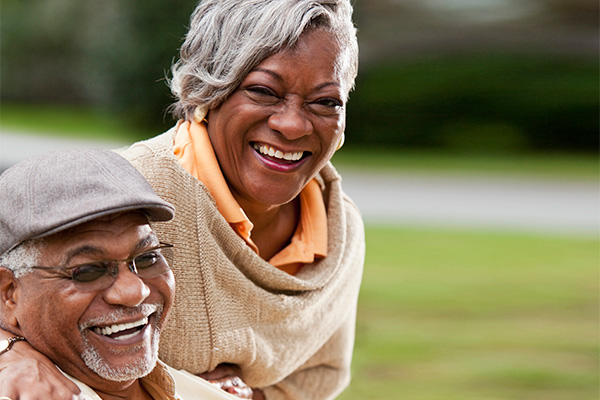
[0,268,21,329]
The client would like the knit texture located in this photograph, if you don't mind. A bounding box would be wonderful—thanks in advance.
[119,129,365,400]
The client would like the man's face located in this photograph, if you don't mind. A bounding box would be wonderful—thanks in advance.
[13,212,174,388]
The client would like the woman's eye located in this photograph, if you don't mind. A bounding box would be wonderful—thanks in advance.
[310,98,343,115]
[316,98,343,108]
[246,86,278,99]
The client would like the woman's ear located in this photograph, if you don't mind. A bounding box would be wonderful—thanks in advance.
[0,268,21,329]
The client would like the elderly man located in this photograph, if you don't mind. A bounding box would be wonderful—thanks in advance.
[0,149,238,400]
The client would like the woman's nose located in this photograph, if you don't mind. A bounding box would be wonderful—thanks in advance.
[267,101,312,140]
[103,264,150,307]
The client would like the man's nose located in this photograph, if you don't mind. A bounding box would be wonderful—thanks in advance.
[267,101,312,140]
[102,264,150,307]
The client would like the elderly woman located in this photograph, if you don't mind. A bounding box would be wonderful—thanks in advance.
[0,1,364,399]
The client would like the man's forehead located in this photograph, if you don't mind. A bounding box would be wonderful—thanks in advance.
[44,211,154,250]
[63,211,148,233]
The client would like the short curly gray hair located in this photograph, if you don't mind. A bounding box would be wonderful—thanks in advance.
[0,238,45,279]
[169,0,359,120]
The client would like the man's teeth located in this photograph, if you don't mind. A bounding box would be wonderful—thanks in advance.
[254,144,303,161]
[93,316,148,338]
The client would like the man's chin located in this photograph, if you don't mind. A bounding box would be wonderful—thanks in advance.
[80,329,160,382]
[78,304,164,382]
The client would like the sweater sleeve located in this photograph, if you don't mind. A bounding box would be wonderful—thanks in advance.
[259,305,357,400]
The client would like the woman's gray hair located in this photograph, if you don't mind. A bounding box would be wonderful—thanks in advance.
[0,238,45,278]
[169,0,359,120]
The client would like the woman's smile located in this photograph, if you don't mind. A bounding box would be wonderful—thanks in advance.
[251,141,311,172]
[252,142,306,163]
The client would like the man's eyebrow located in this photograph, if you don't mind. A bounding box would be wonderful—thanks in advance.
[136,235,156,251]
[60,246,104,267]
[60,234,156,266]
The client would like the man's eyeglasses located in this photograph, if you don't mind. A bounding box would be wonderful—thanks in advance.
[32,243,173,291]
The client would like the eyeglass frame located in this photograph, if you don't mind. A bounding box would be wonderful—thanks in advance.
[30,242,174,291]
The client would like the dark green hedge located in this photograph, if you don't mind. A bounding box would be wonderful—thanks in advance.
[346,53,599,153]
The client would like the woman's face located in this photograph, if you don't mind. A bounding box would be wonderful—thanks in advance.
[207,29,347,209]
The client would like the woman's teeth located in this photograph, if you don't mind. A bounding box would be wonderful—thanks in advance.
[254,143,303,161]
[93,316,148,339]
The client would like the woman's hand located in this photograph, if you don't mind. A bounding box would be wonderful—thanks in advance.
[0,340,81,399]
[199,363,263,399]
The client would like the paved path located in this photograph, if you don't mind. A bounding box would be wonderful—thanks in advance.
[2,130,598,237]
[0,130,126,169]
[336,168,598,236]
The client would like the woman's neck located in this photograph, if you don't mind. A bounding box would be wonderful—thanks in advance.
[242,198,300,260]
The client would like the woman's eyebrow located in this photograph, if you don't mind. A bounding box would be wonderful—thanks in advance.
[251,67,283,82]
[250,68,341,92]
[313,81,341,91]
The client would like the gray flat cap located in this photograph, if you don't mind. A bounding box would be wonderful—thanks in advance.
[0,148,175,255]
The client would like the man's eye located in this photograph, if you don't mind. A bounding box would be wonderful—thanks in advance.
[72,263,107,282]
[134,251,161,269]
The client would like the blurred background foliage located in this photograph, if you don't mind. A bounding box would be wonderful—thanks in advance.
[1,0,196,137]
[350,0,598,153]
[1,0,598,153]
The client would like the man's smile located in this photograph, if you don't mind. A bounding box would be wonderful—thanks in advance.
[92,316,149,341]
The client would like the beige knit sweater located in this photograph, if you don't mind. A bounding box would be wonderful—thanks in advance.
[119,129,365,400]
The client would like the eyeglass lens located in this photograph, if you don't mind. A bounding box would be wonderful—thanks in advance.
[71,245,172,291]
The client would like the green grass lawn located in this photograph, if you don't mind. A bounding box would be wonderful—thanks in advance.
[340,226,599,400]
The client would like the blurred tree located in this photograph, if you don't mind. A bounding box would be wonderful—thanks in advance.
[1,0,89,103]
[78,1,198,131]
[347,0,598,153]
[1,0,197,135]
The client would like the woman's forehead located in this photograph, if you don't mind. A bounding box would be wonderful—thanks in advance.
[251,30,347,89]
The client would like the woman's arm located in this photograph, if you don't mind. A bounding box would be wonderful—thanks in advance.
[0,329,80,400]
